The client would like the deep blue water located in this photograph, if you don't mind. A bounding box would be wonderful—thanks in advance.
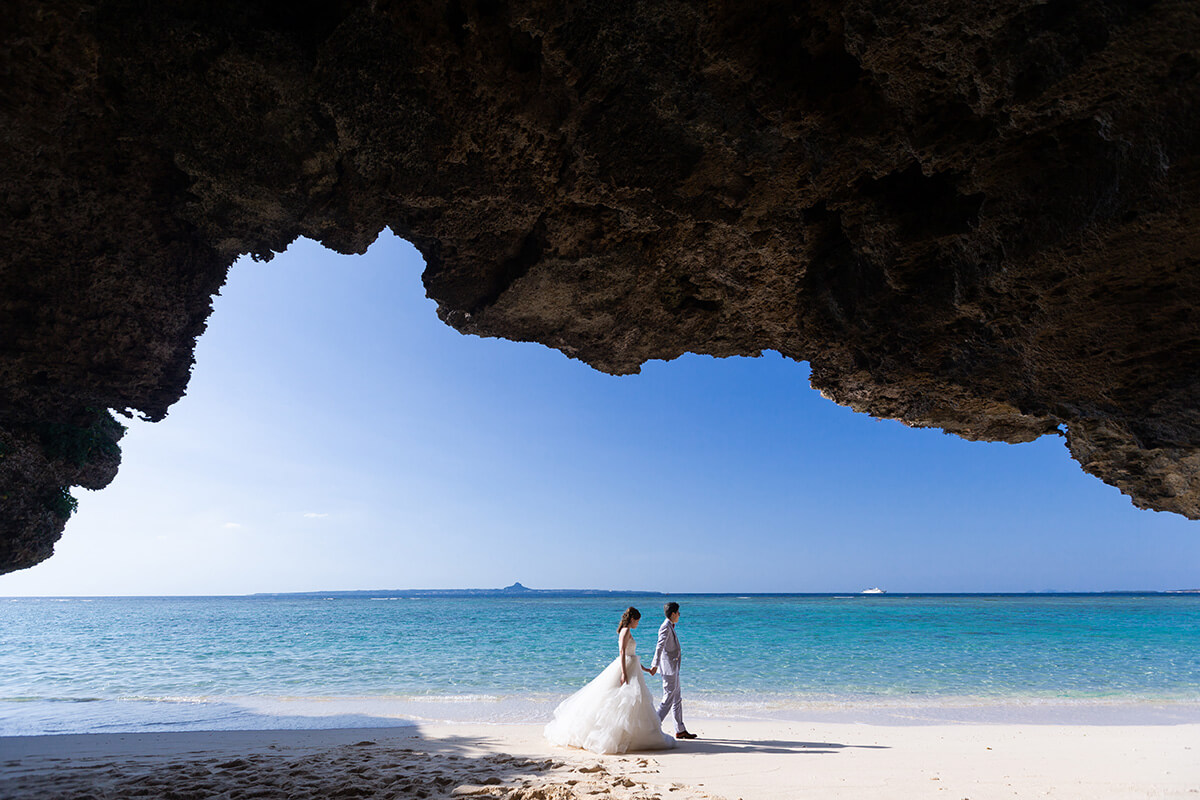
[3,593,1199,734]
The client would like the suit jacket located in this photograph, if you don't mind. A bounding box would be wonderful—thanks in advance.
[651,618,681,675]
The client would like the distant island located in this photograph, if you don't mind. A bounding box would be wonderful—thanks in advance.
[253,582,665,598]
[249,585,1200,599]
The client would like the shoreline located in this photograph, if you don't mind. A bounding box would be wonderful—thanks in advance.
[4,718,1199,799]
[6,694,1200,739]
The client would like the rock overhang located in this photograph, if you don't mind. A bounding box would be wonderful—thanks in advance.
[2,0,1198,574]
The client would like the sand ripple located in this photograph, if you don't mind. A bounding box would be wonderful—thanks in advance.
[1,738,723,800]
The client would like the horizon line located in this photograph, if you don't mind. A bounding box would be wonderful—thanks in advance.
[4,587,1199,599]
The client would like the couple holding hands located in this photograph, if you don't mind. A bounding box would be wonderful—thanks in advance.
[544,602,698,754]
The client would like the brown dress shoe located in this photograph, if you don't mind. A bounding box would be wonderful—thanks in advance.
[675,731,698,739]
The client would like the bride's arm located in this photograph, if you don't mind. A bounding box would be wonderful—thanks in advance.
[618,628,631,684]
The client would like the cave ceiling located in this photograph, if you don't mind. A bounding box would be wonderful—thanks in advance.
[2,0,1199,573]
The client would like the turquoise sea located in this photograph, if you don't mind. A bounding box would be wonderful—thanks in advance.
[3,593,1200,735]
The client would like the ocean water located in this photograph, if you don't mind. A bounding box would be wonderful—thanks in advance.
[3,593,1199,735]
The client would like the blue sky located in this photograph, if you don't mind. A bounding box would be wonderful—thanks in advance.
[3,231,1197,595]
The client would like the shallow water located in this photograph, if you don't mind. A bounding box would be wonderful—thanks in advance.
[3,593,1199,734]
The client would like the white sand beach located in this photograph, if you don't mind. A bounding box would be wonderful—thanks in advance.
[4,717,1198,799]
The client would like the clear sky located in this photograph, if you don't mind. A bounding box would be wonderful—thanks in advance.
[3,231,1197,595]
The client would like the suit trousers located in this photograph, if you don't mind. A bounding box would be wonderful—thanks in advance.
[656,671,684,733]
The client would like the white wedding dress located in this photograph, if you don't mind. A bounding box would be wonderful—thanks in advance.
[544,637,675,754]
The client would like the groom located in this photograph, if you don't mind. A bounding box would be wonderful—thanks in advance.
[650,601,698,739]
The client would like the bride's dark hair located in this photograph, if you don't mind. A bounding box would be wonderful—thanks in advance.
[618,606,641,630]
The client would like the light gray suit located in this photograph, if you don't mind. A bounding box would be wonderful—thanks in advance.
[651,618,684,733]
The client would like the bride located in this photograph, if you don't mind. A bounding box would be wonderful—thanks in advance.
[544,606,676,754]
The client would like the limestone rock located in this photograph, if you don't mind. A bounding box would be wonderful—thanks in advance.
[3,0,1199,573]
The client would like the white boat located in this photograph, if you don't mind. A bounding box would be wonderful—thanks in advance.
[860,587,886,594]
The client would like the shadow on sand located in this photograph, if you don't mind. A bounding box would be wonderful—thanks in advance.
[658,736,890,756]
[0,720,571,800]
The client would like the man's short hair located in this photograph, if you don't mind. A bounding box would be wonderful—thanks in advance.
[664,601,680,617]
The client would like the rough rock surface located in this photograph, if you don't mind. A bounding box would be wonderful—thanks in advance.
[2,0,1199,573]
